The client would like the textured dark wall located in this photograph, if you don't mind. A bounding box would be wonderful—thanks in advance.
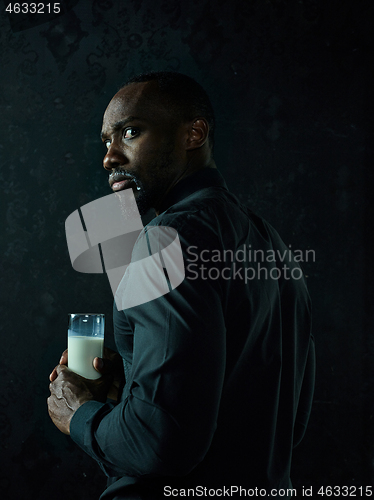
[0,1,373,498]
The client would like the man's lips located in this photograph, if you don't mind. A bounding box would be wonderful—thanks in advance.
[109,172,136,192]
[111,178,135,191]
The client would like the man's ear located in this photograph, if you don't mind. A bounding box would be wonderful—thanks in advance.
[185,118,209,150]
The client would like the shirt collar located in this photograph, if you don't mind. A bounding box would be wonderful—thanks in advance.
[158,167,229,213]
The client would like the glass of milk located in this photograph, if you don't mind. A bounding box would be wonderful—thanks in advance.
[68,313,105,379]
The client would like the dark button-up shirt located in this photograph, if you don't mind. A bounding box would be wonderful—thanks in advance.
[71,167,315,499]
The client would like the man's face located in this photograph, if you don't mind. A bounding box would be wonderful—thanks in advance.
[101,81,186,216]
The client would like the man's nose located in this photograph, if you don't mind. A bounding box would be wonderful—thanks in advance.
[103,143,127,171]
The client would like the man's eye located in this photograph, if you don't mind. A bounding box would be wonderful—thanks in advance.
[105,140,111,149]
[123,127,139,139]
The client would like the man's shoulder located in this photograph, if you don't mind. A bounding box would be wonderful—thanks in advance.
[146,186,233,243]
[150,186,243,229]
[147,187,275,245]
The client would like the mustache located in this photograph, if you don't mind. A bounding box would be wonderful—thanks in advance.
[109,169,135,183]
[108,169,142,191]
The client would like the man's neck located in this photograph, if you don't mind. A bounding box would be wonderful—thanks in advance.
[155,158,216,216]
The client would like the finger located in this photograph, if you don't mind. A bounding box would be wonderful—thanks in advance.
[55,364,69,377]
[47,396,53,416]
[93,357,113,374]
[60,349,68,365]
[93,357,104,373]
[49,382,58,397]
[49,364,63,381]
[49,367,57,382]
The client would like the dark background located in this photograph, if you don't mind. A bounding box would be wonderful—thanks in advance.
[0,0,373,498]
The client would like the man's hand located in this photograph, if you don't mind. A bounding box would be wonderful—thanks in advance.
[48,365,96,435]
[49,347,124,401]
[48,347,123,435]
[48,346,125,435]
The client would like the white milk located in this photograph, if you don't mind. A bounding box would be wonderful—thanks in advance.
[68,335,104,379]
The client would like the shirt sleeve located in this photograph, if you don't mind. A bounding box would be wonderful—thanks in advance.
[293,334,315,448]
[70,212,227,478]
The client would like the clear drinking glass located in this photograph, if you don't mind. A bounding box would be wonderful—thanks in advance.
[68,313,105,379]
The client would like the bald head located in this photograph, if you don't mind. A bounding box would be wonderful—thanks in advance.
[120,71,215,150]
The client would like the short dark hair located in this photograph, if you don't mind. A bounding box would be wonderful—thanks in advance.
[121,71,215,149]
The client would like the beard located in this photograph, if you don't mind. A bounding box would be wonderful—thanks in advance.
[131,145,178,217]
[132,178,154,217]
